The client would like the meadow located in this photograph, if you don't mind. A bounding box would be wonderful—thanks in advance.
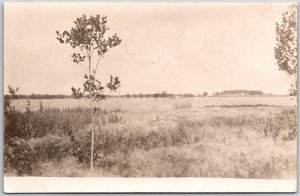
[5,96,297,178]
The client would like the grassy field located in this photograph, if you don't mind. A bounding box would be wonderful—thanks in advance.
[5,97,297,178]
[11,96,295,112]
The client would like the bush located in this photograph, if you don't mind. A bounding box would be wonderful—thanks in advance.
[4,106,91,142]
[4,139,37,175]
[71,131,92,166]
[264,109,296,140]
[4,135,73,175]
[4,102,92,175]
[173,102,192,109]
[31,134,72,162]
[108,114,122,123]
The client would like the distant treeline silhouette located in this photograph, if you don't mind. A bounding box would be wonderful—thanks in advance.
[5,93,198,99]
[5,90,267,100]
[4,94,72,100]
[120,93,197,98]
[212,90,264,96]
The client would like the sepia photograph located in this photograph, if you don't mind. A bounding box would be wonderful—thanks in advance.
[3,2,297,193]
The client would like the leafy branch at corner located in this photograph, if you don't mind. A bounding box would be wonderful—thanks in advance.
[274,4,297,95]
[56,14,122,171]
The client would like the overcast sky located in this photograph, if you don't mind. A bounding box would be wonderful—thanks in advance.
[4,3,292,95]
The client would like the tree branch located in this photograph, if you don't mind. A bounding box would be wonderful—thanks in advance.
[86,48,90,60]
[93,54,103,77]
[90,41,95,57]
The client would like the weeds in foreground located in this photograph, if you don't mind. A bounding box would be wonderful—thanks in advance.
[263,108,296,140]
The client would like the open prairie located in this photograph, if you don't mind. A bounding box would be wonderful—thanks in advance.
[11,96,295,112]
[5,96,297,178]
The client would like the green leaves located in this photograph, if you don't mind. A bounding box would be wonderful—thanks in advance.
[56,14,121,58]
[71,53,86,64]
[274,4,297,76]
[106,75,121,92]
[108,34,122,48]
[82,75,104,96]
[71,87,83,100]
[8,86,19,100]
[274,4,297,95]
[72,74,120,101]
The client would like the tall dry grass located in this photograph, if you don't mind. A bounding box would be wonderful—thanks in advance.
[4,98,297,178]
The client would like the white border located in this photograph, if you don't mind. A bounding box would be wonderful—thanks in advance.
[2,2,298,194]
[4,177,297,193]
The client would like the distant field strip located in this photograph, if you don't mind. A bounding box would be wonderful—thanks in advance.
[205,104,280,108]
[11,97,296,112]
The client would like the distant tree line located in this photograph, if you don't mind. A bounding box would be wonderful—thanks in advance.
[121,93,197,98]
[212,90,264,97]
[5,90,268,100]
[4,94,73,100]
[118,92,211,98]
[5,92,210,99]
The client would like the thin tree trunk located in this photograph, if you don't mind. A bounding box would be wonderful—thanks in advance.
[88,56,94,172]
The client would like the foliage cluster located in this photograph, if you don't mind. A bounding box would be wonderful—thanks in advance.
[4,98,92,175]
[274,4,297,95]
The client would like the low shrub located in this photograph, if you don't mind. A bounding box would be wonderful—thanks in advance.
[4,135,73,175]
[108,114,122,123]
[31,134,72,162]
[4,102,92,175]
[173,102,192,109]
[263,108,296,140]
[4,139,37,175]
[4,106,92,142]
